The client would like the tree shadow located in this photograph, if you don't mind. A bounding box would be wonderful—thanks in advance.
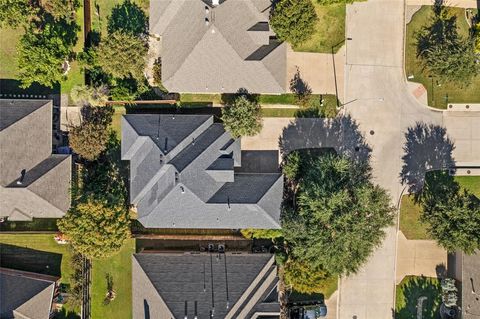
[54,307,80,319]
[0,244,63,277]
[107,0,148,37]
[220,87,260,105]
[436,263,447,279]
[395,276,442,319]
[279,114,372,165]
[399,122,455,194]
[289,67,312,106]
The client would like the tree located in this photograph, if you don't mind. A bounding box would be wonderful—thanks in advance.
[282,152,395,275]
[475,22,480,54]
[283,259,332,294]
[221,95,262,138]
[57,197,130,259]
[107,0,147,37]
[0,0,36,28]
[41,0,79,21]
[416,4,479,85]
[71,85,109,106]
[96,31,147,81]
[17,17,78,88]
[419,171,480,254]
[69,105,114,161]
[240,228,283,240]
[270,0,317,47]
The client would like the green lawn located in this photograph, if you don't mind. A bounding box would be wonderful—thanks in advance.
[293,2,346,53]
[400,174,480,240]
[179,93,306,105]
[399,195,430,240]
[395,276,442,319]
[110,106,126,138]
[405,6,480,109]
[91,239,135,319]
[91,0,149,35]
[319,275,338,299]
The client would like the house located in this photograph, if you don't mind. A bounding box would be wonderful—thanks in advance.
[0,267,60,319]
[0,99,71,221]
[132,251,280,319]
[121,114,283,229]
[453,252,480,319]
[149,0,287,94]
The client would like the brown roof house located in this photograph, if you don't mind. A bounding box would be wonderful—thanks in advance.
[0,99,71,221]
[0,267,60,319]
[149,0,287,93]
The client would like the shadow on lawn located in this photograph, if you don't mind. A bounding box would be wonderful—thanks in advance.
[399,122,455,194]
[0,244,63,277]
[279,114,371,164]
[395,276,442,319]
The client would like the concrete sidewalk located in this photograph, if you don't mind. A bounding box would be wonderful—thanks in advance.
[406,0,478,8]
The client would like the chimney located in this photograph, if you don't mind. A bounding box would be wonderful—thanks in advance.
[212,0,219,6]
[16,169,26,185]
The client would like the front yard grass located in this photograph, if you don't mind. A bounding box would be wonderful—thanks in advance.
[455,175,480,198]
[405,6,480,109]
[293,2,346,53]
[91,239,135,319]
[395,276,442,319]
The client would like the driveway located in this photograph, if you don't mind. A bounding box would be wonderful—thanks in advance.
[287,45,345,101]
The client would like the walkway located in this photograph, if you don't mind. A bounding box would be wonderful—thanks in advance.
[405,0,478,8]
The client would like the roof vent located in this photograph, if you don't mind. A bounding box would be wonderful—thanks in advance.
[205,17,209,26]
[212,0,219,6]
[180,186,185,194]
[205,6,209,14]
[16,169,26,185]
[192,137,196,145]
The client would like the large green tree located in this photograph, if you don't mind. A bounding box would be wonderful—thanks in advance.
[41,0,79,21]
[96,31,147,81]
[419,171,480,254]
[0,0,36,28]
[270,0,318,47]
[221,95,262,138]
[416,4,479,85]
[283,259,332,294]
[58,197,130,259]
[17,17,78,88]
[282,151,395,275]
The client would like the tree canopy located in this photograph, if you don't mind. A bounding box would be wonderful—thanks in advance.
[57,197,130,259]
[107,0,147,37]
[282,151,395,275]
[41,0,79,21]
[283,259,332,294]
[418,171,480,254]
[0,0,36,28]
[416,4,479,85]
[96,31,147,81]
[270,0,318,47]
[221,95,263,138]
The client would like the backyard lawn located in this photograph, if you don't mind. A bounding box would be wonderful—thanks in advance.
[405,6,480,109]
[91,0,149,34]
[91,239,135,319]
[399,174,480,240]
[293,2,346,53]
[395,276,442,319]
[110,106,126,138]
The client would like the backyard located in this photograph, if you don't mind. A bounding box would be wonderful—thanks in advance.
[91,239,135,319]
[395,275,442,319]
[293,1,346,53]
[399,174,480,240]
[405,6,480,109]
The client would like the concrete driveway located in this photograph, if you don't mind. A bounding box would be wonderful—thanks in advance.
[287,45,345,101]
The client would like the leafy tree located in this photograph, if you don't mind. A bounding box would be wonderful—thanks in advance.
[419,171,480,254]
[17,17,78,88]
[240,228,282,240]
[282,152,395,275]
[416,4,479,85]
[107,0,147,37]
[71,85,109,106]
[475,22,480,53]
[69,105,114,161]
[221,95,262,138]
[96,31,147,81]
[441,278,458,308]
[0,0,36,28]
[57,197,130,259]
[41,0,79,21]
[67,253,83,308]
[283,259,332,294]
[270,0,318,47]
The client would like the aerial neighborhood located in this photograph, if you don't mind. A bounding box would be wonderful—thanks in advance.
[0,0,479,318]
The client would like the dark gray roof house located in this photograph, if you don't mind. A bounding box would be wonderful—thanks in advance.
[0,267,59,319]
[149,0,287,94]
[121,114,283,229]
[0,99,71,221]
[132,252,280,319]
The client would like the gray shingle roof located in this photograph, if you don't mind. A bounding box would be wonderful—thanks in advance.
[132,253,279,319]
[462,252,480,319]
[0,99,72,220]
[0,268,57,319]
[122,114,283,229]
[150,0,286,93]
